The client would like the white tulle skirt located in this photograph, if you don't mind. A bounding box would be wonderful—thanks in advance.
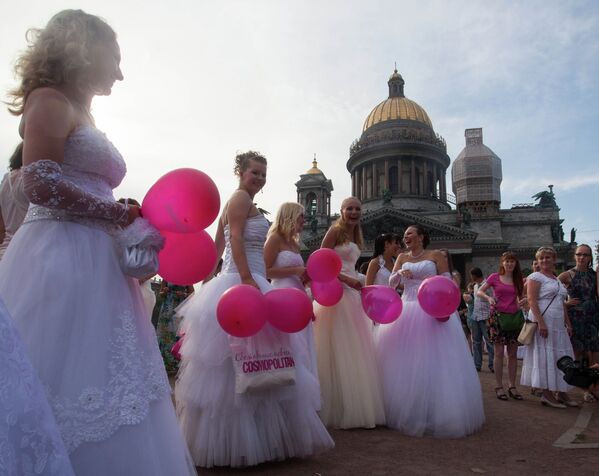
[376,300,485,438]
[313,287,386,429]
[175,271,334,468]
[0,220,196,475]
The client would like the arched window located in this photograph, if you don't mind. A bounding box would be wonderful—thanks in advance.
[305,192,317,216]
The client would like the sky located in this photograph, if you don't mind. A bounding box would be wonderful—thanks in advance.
[1,0,598,252]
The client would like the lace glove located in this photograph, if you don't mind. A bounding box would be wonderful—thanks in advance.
[389,270,402,289]
[22,160,128,225]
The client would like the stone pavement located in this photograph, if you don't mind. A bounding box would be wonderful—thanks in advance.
[187,356,598,475]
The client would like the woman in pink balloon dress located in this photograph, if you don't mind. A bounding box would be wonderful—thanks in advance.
[313,196,385,429]
[175,153,333,468]
[380,224,484,437]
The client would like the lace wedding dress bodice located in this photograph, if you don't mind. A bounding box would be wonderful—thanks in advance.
[221,214,270,277]
[22,125,128,230]
[401,260,438,301]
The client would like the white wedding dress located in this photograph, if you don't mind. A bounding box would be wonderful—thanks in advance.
[175,216,333,468]
[270,250,320,406]
[0,297,75,476]
[376,260,484,438]
[0,126,195,475]
[313,242,386,429]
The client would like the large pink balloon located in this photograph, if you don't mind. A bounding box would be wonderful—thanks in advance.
[306,248,342,282]
[311,279,343,306]
[217,284,267,337]
[417,276,461,318]
[360,285,403,324]
[265,288,313,333]
[142,168,220,233]
[158,230,217,285]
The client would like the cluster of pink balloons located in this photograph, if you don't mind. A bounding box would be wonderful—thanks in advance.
[217,285,313,337]
[417,275,461,322]
[306,248,343,306]
[360,285,403,324]
[142,168,220,285]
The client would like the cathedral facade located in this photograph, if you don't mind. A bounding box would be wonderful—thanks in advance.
[296,70,575,277]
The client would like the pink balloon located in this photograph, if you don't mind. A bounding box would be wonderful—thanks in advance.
[417,276,461,318]
[217,284,267,337]
[158,230,217,285]
[311,279,343,306]
[142,168,220,233]
[360,285,403,324]
[306,248,342,282]
[265,288,313,333]
[436,316,450,323]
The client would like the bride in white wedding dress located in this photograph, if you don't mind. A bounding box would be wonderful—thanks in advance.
[0,10,195,475]
[0,297,74,475]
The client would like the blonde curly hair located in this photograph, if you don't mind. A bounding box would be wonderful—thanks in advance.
[268,202,304,243]
[8,9,116,115]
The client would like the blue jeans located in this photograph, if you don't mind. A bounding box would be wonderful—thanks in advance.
[468,319,494,370]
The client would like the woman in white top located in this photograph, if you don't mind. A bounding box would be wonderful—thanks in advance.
[0,143,29,259]
[365,233,401,287]
[521,246,577,408]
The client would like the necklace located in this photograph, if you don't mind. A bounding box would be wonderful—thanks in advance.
[409,249,425,259]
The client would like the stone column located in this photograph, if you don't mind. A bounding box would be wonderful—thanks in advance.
[360,165,368,201]
[423,160,428,196]
[411,158,416,195]
[384,159,389,190]
[398,158,402,193]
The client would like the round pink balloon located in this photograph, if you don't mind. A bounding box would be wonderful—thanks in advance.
[142,168,220,233]
[360,285,403,324]
[265,288,313,333]
[158,230,217,285]
[217,284,267,338]
[417,276,461,318]
[311,279,343,306]
[306,248,342,282]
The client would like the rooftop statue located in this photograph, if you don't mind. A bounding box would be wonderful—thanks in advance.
[532,186,558,209]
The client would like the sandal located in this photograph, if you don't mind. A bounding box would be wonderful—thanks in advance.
[508,387,523,400]
[495,387,508,401]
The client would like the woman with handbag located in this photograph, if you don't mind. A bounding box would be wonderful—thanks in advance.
[477,252,527,401]
[175,153,333,468]
[521,247,576,408]
[0,10,196,474]
[264,202,325,408]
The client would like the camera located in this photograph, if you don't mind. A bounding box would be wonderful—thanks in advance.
[557,356,599,388]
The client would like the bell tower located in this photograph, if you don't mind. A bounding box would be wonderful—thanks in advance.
[295,155,333,233]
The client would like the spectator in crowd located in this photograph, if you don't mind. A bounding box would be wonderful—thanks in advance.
[469,267,495,373]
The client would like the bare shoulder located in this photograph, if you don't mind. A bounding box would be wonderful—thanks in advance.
[557,270,572,284]
[321,226,340,249]
[24,88,75,134]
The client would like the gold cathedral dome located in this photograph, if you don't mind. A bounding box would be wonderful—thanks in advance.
[362,69,433,132]
[306,156,323,174]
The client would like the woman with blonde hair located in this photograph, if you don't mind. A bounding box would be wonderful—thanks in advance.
[176,155,333,467]
[477,252,527,401]
[521,247,576,408]
[313,197,385,429]
[0,9,195,474]
[264,202,322,395]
